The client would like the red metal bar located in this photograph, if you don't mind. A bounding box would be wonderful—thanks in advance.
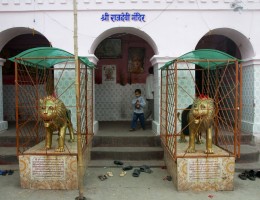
[15,62,19,156]
[165,68,169,148]
[35,66,39,144]
[234,61,239,157]
[160,69,164,143]
[173,62,178,159]
[91,68,94,138]
[215,67,219,145]
[238,63,243,158]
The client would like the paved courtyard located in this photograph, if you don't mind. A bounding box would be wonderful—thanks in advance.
[0,166,260,200]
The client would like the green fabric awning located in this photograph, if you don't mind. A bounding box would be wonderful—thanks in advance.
[161,49,240,70]
[8,47,95,68]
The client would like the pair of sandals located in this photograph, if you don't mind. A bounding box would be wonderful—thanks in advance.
[132,165,152,177]
[238,170,256,181]
[0,170,14,176]
[256,171,260,178]
[98,174,108,181]
[114,160,124,165]
[98,171,114,180]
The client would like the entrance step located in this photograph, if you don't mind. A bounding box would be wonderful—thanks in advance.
[0,136,34,147]
[91,125,164,166]
[91,146,163,160]
[214,131,254,145]
[236,144,259,163]
[0,136,17,147]
[88,160,165,168]
[92,135,161,147]
[0,164,19,170]
[235,160,260,172]
[239,131,254,144]
[0,124,19,166]
[0,147,18,165]
[235,144,260,172]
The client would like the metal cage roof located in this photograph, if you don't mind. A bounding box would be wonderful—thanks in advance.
[161,49,240,70]
[8,47,95,68]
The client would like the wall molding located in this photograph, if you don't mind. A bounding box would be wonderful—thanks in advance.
[1,0,259,12]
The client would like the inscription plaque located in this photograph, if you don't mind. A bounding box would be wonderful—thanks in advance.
[187,158,222,182]
[31,156,65,180]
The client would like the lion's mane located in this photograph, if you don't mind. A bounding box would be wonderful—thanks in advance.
[188,97,215,133]
[39,95,67,130]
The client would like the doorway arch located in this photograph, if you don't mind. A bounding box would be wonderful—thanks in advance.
[90,27,158,55]
[195,28,254,59]
[195,28,255,137]
[0,27,50,123]
[92,28,157,131]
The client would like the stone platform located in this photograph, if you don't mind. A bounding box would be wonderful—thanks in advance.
[164,138,235,191]
[19,136,90,190]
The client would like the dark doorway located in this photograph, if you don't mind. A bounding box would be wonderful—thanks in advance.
[0,33,50,121]
[195,34,242,95]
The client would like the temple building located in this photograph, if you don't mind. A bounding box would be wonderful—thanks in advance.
[0,1,259,149]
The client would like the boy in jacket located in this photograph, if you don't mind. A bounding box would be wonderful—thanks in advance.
[129,89,146,131]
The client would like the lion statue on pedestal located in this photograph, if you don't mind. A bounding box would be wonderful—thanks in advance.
[186,95,215,154]
[39,96,75,152]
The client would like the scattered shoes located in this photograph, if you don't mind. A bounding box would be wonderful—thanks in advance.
[132,165,153,177]
[119,171,127,177]
[256,171,260,178]
[98,175,108,181]
[163,176,172,181]
[106,171,113,177]
[114,160,124,165]
[247,170,256,181]
[0,170,14,176]
[0,170,7,176]
[129,129,136,132]
[140,165,152,174]
[98,163,154,180]
[122,165,133,171]
[8,170,14,175]
[238,171,248,180]
[132,169,140,177]
[238,170,257,181]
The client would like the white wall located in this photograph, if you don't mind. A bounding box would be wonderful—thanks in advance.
[0,0,259,59]
[95,83,146,121]
[1,0,260,136]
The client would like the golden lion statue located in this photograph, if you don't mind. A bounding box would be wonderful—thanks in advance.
[186,95,215,154]
[39,96,75,152]
[177,105,203,144]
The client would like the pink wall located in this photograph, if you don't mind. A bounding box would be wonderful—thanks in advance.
[95,34,155,85]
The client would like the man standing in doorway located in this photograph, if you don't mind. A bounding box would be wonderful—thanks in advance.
[145,66,154,120]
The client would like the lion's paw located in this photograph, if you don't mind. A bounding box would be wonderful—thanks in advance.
[45,146,51,150]
[204,149,214,154]
[196,140,204,144]
[186,148,196,153]
[178,138,187,143]
[55,147,65,152]
[68,139,75,143]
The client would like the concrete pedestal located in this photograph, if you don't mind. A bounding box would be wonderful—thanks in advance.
[19,136,91,190]
[164,138,235,191]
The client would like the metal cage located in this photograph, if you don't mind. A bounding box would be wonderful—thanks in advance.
[9,47,95,157]
[160,49,242,161]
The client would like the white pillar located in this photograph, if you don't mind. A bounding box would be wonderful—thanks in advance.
[87,54,99,134]
[150,55,175,135]
[242,58,260,144]
[0,58,8,132]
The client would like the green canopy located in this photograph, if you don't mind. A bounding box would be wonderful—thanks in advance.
[8,47,95,68]
[161,49,240,70]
